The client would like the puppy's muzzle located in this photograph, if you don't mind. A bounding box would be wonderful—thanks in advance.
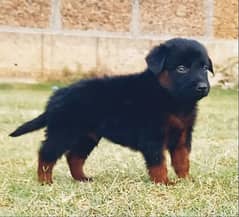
[195,82,209,96]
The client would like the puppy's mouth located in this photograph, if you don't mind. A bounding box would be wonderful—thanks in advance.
[172,86,209,102]
[195,90,209,100]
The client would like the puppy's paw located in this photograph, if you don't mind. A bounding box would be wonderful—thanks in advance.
[75,176,93,182]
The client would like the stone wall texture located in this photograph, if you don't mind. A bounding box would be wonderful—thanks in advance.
[0,0,237,78]
[0,0,51,28]
[0,0,237,38]
[140,0,206,36]
[61,0,132,32]
[213,0,238,39]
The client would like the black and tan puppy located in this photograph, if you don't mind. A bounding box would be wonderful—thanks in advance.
[10,38,213,185]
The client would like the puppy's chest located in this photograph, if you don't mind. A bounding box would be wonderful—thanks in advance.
[165,113,194,131]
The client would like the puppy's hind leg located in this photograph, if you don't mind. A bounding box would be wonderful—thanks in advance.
[38,138,67,184]
[66,134,100,182]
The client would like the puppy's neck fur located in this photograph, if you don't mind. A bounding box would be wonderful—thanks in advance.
[138,69,198,118]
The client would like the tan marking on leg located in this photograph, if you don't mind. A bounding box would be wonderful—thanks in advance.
[170,130,190,178]
[38,157,55,184]
[171,147,190,178]
[66,153,92,182]
[148,162,170,185]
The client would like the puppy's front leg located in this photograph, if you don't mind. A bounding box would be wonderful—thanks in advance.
[169,130,191,178]
[148,161,169,184]
[142,143,170,185]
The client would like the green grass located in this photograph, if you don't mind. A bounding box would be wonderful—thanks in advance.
[0,84,238,216]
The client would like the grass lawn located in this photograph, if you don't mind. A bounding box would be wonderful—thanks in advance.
[0,83,238,216]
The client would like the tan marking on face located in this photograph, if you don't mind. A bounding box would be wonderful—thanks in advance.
[158,70,171,89]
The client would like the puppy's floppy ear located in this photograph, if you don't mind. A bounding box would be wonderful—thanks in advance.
[145,44,168,75]
[208,57,214,75]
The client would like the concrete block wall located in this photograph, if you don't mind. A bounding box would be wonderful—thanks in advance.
[0,0,238,78]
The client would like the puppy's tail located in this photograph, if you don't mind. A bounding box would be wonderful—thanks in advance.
[9,113,47,137]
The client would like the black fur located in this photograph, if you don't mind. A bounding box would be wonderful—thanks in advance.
[10,38,213,183]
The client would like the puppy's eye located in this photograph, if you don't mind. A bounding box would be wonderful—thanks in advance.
[176,65,188,74]
[203,65,209,71]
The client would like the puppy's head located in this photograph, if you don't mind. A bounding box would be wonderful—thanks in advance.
[146,38,213,102]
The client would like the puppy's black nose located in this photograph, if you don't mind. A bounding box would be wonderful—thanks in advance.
[196,82,208,93]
